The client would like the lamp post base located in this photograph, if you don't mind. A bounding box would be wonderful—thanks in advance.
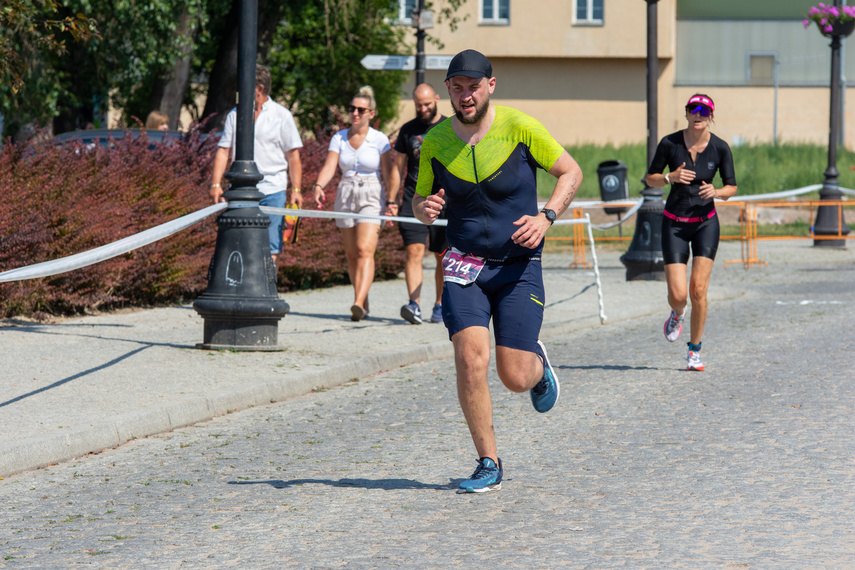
[196,343,286,352]
[813,182,851,248]
[620,187,666,281]
[195,309,290,351]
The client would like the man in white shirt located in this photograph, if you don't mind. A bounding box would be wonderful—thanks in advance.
[210,65,303,266]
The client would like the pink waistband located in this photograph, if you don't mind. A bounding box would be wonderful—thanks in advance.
[663,209,716,223]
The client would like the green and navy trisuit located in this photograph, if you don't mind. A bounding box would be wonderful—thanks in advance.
[415,106,565,354]
[648,131,737,264]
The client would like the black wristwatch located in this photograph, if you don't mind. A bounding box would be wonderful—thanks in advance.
[541,208,557,225]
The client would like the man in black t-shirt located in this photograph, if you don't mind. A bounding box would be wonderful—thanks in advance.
[388,84,448,325]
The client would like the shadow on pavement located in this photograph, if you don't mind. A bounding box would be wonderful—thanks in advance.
[0,345,153,409]
[556,363,660,371]
[228,477,458,491]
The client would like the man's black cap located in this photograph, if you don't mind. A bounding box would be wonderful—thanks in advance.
[445,49,493,81]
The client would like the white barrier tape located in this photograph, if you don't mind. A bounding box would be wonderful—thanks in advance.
[260,206,447,226]
[4,183,848,286]
[551,199,640,209]
[587,199,644,231]
[263,205,606,323]
[0,203,228,283]
[228,201,263,208]
[584,214,607,325]
[260,206,594,227]
[726,184,822,202]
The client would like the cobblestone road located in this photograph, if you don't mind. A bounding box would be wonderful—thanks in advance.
[1,257,853,568]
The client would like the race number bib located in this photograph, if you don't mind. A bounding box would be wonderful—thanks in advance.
[442,248,485,285]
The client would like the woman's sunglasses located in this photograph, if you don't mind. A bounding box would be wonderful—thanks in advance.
[348,105,371,115]
[687,105,712,117]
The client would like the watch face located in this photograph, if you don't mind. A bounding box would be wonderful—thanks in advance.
[543,208,556,221]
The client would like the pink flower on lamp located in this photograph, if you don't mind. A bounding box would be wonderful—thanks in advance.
[804,3,855,34]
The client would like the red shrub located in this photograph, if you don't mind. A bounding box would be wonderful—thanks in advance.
[0,127,407,319]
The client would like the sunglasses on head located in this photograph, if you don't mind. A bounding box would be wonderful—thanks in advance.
[687,105,712,117]
[348,105,371,115]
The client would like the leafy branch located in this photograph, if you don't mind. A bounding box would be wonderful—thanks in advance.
[1,1,99,93]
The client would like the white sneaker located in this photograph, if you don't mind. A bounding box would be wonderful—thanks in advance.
[664,309,684,342]
[687,349,704,371]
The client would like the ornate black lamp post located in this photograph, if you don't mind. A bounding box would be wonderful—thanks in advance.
[620,0,666,280]
[193,0,289,350]
[813,0,852,248]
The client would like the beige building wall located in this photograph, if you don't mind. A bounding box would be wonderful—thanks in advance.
[391,0,846,150]
[670,87,836,148]
[423,0,673,58]
[392,0,678,146]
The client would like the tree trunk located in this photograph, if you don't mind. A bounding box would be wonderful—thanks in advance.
[158,9,197,130]
[201,0,286,133]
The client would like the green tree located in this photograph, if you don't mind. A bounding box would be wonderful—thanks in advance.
[1,0,202,137]
[0,0,97,92]
[0,0,98,137]
[198,0,469,133]
[2,0,469,138]
[266,0,410,133]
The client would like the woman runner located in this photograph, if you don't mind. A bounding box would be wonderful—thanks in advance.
[646,94,738,371]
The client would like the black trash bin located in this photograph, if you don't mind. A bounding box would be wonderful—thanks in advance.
[597,160,629,215]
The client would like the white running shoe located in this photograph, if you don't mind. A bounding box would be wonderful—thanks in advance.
[687,349,704,371]
[664,309,684,342]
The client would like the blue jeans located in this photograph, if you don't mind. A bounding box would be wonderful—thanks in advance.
[260,191,286,254]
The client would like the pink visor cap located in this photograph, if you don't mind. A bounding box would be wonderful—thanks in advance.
[686,95,714,112]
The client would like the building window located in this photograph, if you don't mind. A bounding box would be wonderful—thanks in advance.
[393,0,417,25]
[481,0,510,25]
[575,0,603,25]
[748,52,778,85]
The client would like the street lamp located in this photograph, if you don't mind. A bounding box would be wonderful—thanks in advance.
[620,0,665,281]
[412,0,434,88]
[193,0,289,350]
[813,0,852,247]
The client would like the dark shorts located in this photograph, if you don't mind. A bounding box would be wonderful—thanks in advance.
[398,186,448,252]
[662,214,720,264]
[441,259,544,354]
[399,222,448,253]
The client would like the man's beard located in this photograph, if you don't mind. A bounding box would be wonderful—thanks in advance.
[452,95,489,125]
[418,104,438,124]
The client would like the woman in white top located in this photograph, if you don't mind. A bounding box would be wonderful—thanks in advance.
[312,86,398,321]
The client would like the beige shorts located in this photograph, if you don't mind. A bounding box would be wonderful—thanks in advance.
[334,175,386,228]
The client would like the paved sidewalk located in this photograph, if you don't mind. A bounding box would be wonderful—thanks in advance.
[0,241,850,479]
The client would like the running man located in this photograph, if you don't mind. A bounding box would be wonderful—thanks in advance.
[388,83,448,325]
[413,50,583,493]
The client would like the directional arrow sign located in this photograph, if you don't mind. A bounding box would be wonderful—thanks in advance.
[360,55,454,71]
[425,55,454,69]
[361,55,412,70]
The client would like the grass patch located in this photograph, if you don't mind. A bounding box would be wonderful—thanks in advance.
[537,142,854,200]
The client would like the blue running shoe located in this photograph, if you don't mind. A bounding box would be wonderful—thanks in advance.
[430,303,443,323]
[400,300,423,324]
[531,340,560,413]
[457,457,503,494]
